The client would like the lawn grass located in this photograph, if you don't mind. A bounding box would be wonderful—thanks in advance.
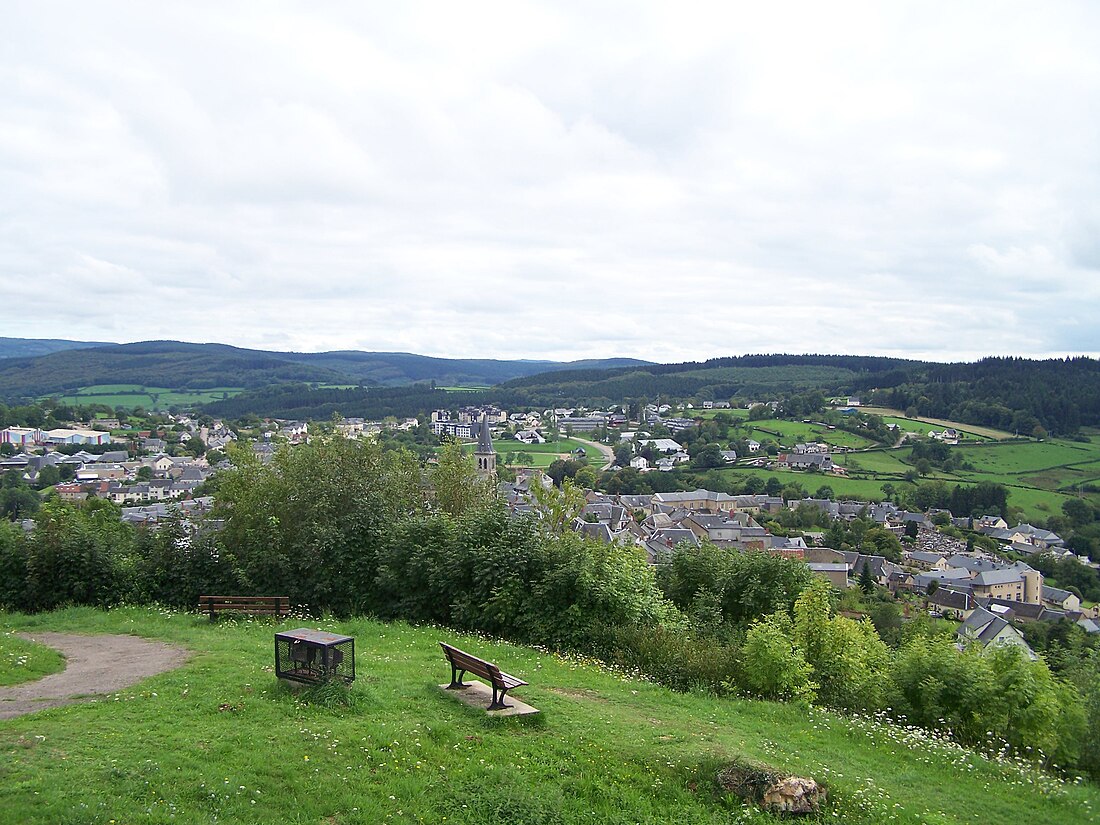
[0,632,65,687]
[2,606,1095,825]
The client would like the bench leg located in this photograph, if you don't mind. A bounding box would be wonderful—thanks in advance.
[488,686,511,711]
[447,665,468,690]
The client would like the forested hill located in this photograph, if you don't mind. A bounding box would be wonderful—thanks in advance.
[274,351,649,387]
[872,356,1100,436]
[0,342,351,398]
[0,340,650,400]
[492,354,1100,435]
[492,354,919,406]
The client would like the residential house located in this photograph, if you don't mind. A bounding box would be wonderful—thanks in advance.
[775,453,834,472]
[956,605,1036,659]
[928,589,977,621]
[1042,585,1081,613]
[808,563,849,589]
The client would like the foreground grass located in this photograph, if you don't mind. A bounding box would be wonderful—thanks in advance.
[0,607,1096,825]
[0,632,65,686]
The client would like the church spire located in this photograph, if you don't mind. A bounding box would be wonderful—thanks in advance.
[475,412,496,478]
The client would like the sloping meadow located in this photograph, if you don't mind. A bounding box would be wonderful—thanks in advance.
[0,606,1096,825]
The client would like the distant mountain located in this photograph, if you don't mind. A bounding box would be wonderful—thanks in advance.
[0,337,115,359]
[0,340,652,401]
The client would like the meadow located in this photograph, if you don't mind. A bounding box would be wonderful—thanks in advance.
[1,607,1095,825]
[48,384,243,410]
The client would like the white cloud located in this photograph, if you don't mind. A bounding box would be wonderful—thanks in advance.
[1,1,1099,363]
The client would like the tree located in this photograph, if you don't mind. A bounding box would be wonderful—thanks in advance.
[858,561,875,595]
[792,578,891,710]
[35,465,61,489]
[573,465,599,489]
[431,439,493,518]
[216,437,423,615]
[613,443,633,467]
[691,443,723,469]
[1063,498,1094,528]
[526,477,586,536]
[136,466,153,482]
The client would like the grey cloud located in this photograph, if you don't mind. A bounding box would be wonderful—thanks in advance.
[2,2,1099,362]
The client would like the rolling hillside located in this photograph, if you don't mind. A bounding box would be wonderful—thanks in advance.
[0,340,650,401]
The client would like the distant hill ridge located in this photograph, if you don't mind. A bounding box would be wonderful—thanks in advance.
[0,339,652,400]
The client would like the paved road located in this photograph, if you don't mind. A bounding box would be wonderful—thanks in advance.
[0,633,189,719]
[571,436,615,470]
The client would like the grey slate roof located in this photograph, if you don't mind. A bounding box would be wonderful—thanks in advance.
[476,413,495,454]
[972,569,1024,586]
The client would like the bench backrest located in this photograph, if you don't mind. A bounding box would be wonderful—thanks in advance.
[440,642,503,684]
[198,595,290,612]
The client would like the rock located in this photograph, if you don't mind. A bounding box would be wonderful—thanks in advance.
[761,775,825,814]
[716,761,826,816]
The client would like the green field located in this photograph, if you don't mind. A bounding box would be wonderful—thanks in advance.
[1,606,1093,825]
[459,437,600,468]
[760,436,1100,519]
[860,407,1006,441]
[953,441,1100,477]
[834,449,915,476]
[48,384,243,410]
[742,419,878,451]
[720,468,900,501]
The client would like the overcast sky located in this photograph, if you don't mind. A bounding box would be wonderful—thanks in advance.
[2,2,1099,363]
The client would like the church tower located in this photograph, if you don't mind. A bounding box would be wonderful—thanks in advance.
[474,412,496,479]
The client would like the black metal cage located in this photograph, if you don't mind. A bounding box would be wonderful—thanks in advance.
[275,628,355,685]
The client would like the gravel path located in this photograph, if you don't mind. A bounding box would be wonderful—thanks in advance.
[0,633,189,720]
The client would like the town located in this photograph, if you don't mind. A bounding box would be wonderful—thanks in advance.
[3,394,1096,669]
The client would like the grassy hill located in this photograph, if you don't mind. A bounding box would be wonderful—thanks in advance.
[2,607,1095,825]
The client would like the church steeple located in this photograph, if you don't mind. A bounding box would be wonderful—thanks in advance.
[474,412,496,478]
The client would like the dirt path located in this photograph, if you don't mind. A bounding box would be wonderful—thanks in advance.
[571,436,616,470]
[0,633,189,720]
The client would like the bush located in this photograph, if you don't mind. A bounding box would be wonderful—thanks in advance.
[593,622,740,693]
[739,613,816,702]
[23,500,134,611]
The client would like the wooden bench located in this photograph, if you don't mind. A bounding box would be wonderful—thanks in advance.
[440,642,528,711]
[198,595,290,621]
